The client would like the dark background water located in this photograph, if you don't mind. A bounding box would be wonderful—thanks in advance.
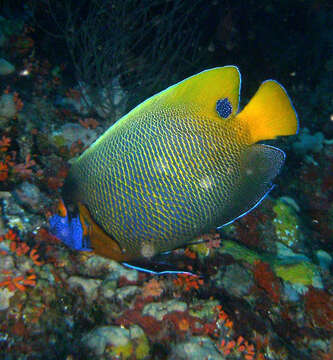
[3,0,332,135]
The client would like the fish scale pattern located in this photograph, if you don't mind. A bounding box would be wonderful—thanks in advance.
[69,104,248,258]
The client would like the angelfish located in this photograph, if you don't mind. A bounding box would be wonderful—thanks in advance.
[49,66,298,272]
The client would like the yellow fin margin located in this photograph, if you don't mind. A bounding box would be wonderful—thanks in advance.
[236,80,298,144]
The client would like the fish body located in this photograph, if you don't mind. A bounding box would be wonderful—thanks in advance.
[50,66,298,262]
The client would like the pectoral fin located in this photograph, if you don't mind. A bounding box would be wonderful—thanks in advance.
[218,144,285,227]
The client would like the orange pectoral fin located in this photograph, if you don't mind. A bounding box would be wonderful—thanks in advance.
[56,199,68,217]
[77,202,132,262]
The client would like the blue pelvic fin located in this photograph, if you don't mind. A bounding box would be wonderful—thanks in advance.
[49,213,92,252]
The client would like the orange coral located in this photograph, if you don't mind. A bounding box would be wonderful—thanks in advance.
[218,336,255,359]
[10,240,30,256]
[79,117,100,129]
[0,229,42,292]
[12,154,36,177]
[202,231,221,249]
[0,136,11,152]
[142,278,164,298]
[173,274,204,291]
[30,248,43,266]
[177,317,190,331]
[184,248,196,259]
[0,161,9,181]
[0,229,18,242]
[0,272,37,292]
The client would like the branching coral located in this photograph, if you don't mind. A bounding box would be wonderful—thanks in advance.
[0,229,43,293]
[173,274,204,292]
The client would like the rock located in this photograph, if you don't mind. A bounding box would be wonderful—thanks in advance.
[283,282,300,302]
[316,250,332,271]
[1,191,45,234]
[12,181,50,213]
[293,128,325,155]
[0,93,16,119]
[67,276,102,302]
[79,255,138,282]
[219,263,253,297]
[100,279,116,300]
[0,288,15,311]
[142,299,187,321]
[82,324,149,359]
[101,282,140,302]
[0,58,15,75]
[52,123,101,149]
[189,299,219,320]
[0,255,14,271]
[115,285,140,301]
[168,336,224,360]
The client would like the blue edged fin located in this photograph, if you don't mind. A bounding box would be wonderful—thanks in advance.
[122,250,201,276]
[217,144,285,228]
[122,262,197,276]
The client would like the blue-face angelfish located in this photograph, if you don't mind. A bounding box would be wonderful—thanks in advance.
[49,66,298,272]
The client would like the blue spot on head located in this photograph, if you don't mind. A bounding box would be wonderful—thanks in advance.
[216,98,232,118]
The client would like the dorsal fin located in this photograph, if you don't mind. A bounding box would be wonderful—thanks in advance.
[127,66,241,121]
[236,80,298,144]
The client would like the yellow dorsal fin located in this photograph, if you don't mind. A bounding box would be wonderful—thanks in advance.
[236,80,298,144]
[129,66,241,120]
[94,66,241,149]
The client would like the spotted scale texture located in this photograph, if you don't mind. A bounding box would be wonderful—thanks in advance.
[66,103,263,259]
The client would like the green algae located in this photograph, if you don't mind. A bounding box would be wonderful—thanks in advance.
[135,334,150,359]
[219,240,321,287]
[110,326,150,360]
[52,134,67,148]
[111,342,133,359]
[273,261,319,287]
[273,200,300,247]
[189,242,210,257]
[189,299,220,320]
[220,240,261,264]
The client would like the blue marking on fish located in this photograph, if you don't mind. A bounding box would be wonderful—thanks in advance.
[216,98,232,118]
[49,213,92,251]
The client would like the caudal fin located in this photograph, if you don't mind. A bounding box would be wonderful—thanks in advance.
[236,80,298,144]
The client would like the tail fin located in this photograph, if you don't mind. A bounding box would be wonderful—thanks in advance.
[236,80,298,144]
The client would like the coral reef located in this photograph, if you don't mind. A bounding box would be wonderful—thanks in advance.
[0,2,332,359]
